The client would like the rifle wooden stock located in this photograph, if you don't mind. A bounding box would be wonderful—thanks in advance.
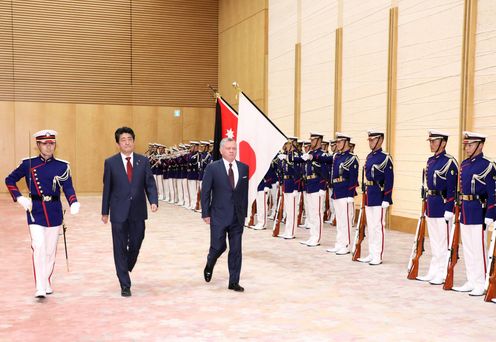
[272,185,285,237]
[297,192,304,226]
[407,199,427,279]
[352,192,367,261]
[194,183,201,211]
[484,228,496,302]
[443,203,460,290]
[248,199,257,227]
[323,188,331,221]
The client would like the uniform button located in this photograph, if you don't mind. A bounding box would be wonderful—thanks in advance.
[130,197,133,200]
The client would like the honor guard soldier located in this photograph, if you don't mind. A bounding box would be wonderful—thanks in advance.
[326,133,359,255]
[297,139,311,229]
[416,130,458,284]
[277,136,300,239]
[357,130,394,265]
[295,132,333,246]
[187,141,200,210]
[452,132,496,296]
[5,130,80,298]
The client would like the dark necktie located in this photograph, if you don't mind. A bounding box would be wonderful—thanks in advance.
[126,157,133,182]
[228,163,234,189]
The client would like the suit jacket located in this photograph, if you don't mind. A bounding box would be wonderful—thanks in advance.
[201,159,249,227]
[102,153,158,223]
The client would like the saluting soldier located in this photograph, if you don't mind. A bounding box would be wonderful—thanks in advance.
[277,137,300,239]
[186,141,200,210]
[416,130,458,285]
[326,133,358,255]
[357,130,394,265]
[452,132,496,296]
[297,139,311,229]
[5,130,80,298]
[295,132,333,246]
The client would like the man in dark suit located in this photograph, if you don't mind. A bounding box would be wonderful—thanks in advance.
[201,137,249,292]
[101,127,158,297]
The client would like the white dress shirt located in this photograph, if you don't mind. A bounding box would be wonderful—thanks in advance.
[222,158,239,188]
[120,152,134,171]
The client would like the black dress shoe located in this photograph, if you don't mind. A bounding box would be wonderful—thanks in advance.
[121,287,132,297]
[204,263,213,283]
[228,283,244,292]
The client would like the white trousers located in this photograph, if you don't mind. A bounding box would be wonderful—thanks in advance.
[255,189,269,227]
[300,191,310,225]
[365,206,386,261]
[162,177,170,201]
[306,191,325,244]
[460,224,487,289]
[334,198,353,250]
[268,183,279,216]
[187,179,198,209]
[167,178,177,203]
[29,224,61,293]
[425,217,451,279]
[154,175,164,199]
[181,178,190,207]
[282,191,299,237]
[176,178,184,205]
[171,178,178,203]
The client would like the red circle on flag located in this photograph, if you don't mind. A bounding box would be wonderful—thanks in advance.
[239,140,256,179]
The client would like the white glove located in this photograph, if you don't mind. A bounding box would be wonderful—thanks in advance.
[17,196,32,212]
[301,153,310,161]
[484,217,494,227]
[70,202,80,215]
[277,154,287,160]
[346,197,354,203]
[381,201,390,209]
[443,211,454,221]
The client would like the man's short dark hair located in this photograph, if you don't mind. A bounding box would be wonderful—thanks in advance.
[115,127,135,143]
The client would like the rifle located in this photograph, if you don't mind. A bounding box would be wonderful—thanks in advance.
[484,225,496,302]
[352,167,367,261]
[323,187,331,221]
[443,172,461,290]
[248,199,257,227]
[407,168,427,279]
[297,191,304,226]
[272,184,285,237]
[194,182,201,211]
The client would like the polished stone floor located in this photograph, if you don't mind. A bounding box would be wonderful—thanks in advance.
[0,194,493,341]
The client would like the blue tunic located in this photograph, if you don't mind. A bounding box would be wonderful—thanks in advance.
[364,148,394,206]
[5,156,78,227]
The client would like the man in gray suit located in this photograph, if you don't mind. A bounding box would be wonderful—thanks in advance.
[201,138,249,292]
[101,127,158,297]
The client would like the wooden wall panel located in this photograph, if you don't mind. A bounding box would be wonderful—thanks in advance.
[0,102,15,191]
[132,106,158,154]
[0,0,13,101]
[219,0,266,32]
[473,0,496,157]
[0,0,218,107]
[182,107,216,142]
[395,0,464,218]
[341,0,390,162]
[299,0,337,139]
[158,107,184,147]
[267,0,297,134]
[219,1,267,112]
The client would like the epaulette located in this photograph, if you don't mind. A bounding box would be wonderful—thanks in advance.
[55,158,70,164]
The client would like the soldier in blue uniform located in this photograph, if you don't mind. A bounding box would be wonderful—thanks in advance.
[186,141,201,210]
[276,137,300,239]
[297,139,311,229]
[452,132,496,296]
[326,133,358,255]
[5,130,80,298]
[416,130,458,284]
[196,141,212,211]
[357,130,394,265]
[294,132,333,246]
